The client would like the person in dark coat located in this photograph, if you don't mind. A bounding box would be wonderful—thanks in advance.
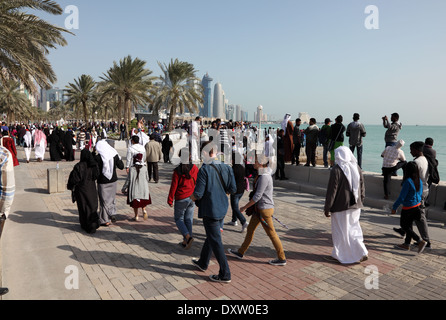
[63,128,76,161]
[161,134,173,163]
[48,129,64,161]
[67,149,100,234]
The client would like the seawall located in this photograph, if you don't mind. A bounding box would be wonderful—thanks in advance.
[107,139,446,224]
[274,164,446,224]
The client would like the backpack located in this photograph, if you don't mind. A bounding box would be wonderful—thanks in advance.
[425,154,440,184]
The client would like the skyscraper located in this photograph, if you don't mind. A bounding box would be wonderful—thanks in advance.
[257,105,263,123]
[213,82,224,119]
[236,105,241,121]
[201,73,213,117]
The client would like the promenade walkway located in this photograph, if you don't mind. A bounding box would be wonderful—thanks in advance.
[2,146,446,302]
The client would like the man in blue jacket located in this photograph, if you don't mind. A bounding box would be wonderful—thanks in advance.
[191,141,237,283]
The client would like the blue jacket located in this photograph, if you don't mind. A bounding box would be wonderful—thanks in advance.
[393,178,423,211]
[193,160,237,220]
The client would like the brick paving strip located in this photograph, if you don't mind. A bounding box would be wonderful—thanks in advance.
[24,156,446,300]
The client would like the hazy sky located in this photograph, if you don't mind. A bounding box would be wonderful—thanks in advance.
[41,0,446,125]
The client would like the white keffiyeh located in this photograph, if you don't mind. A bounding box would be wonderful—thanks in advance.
[335,146,360,202]
[281,113,291,131]
[96,140,120,180]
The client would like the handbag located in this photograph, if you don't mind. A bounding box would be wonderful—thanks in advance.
[245,191,257,217]
[328,126,343,151]
[245,176,259,217]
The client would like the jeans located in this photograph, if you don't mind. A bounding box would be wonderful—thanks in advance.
[275,155,285,179]
[292,144,301,165]
[197,217,231,280]
[305,142,317,166]
[414,195,430,243]
[174,198,195,239]
[147,162,159,182]
[400,206,422,245]
[349,145,363,168]
[323,144,329,167]
[230,193,246,225]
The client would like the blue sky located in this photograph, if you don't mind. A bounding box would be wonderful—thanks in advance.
[42,0,446,125]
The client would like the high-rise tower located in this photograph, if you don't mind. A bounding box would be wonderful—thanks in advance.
[201,73,213,117]
[213,83,224,119]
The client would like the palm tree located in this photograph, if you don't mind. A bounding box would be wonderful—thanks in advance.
[151,59,204,131]
[95,82,118,122]
[65,74,96,126]
[0,79,32,123]
[0,0,72,93]
[100,55,155,127]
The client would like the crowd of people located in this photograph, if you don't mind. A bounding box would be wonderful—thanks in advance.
[0,112,443,293]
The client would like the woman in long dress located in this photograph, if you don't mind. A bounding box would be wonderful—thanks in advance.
[94,140,124,226]
[48,128,63,161]
[126,136,151,221]
[67,149,100,234]
[324,146,368,264]
[63,128,76,161]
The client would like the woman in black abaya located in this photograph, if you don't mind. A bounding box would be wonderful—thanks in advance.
[48,128,64,161]
[67,149,100,234]
[63,128,76,161]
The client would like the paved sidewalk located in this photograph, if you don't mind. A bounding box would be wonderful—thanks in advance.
[2,147,446,301]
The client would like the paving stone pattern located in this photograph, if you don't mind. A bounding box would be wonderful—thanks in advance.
[23,155,446,300]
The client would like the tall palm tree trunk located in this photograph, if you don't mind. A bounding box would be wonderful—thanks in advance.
[82,101,88,127]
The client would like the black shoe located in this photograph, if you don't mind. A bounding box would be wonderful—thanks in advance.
[280,177,289,180]
[393,227,405,238]
[228,249,244,259]
[0,287,9,296]
[209,275,231,283]
[269,259,287,266]
[191,258,206,272]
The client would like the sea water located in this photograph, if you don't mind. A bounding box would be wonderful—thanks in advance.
[255,124,446,178]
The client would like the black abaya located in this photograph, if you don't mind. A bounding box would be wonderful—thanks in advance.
[63,130,76,161]
[67,149,100,234]
[48,131,63,161]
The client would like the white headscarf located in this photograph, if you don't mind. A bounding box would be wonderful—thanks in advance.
[135,130,150,146]
[264,134,275,157]
[335,146,360,202]
[96,140,120,180]
[281,114,291,131]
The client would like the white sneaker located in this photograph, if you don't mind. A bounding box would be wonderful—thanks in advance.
[226,221,238,226]
[241,222,249,233]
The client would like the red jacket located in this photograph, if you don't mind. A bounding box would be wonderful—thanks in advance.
[168,165,198,205]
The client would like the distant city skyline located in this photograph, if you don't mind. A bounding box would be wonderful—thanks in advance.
[39,0,446,125]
